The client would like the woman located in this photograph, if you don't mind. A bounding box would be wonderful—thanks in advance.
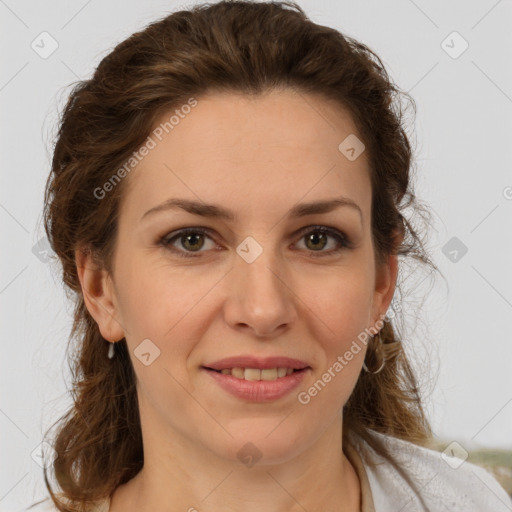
[30,1,511,511]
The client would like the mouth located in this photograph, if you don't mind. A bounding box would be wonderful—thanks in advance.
[202,365,311,402]
[202,366,310,381]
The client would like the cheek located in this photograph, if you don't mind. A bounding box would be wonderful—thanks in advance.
[299,276,370,405]
[115,246,374,356]
[115,251,193,323]
[301,266,374,342]
[115,256,222,356]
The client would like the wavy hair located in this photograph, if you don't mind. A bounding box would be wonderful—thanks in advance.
[36,1,441,510]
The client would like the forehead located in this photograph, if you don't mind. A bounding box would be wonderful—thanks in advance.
[121,88,372,224]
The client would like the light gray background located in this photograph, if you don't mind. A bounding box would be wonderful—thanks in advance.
[1,0,511,510]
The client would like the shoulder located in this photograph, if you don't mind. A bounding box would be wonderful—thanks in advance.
[354,429,512,512]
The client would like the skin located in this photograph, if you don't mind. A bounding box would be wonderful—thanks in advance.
[76,88,401,512]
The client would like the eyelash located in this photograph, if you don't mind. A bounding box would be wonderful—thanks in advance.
[158,225,353,259]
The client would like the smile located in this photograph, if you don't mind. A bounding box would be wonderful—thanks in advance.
[202,367,310,402]
[207,367,301,380]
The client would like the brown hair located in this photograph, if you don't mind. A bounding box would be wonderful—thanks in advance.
[38,1,441,510]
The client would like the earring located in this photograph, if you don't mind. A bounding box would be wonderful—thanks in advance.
[107,342,115,359]
[362,330,386,374]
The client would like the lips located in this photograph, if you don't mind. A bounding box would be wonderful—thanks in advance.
[204,365,310,402]
[203,355,311,371]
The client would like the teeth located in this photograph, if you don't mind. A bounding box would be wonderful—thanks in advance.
[231,367,245,379]
[217,367,299,381]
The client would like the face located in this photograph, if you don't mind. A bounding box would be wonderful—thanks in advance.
[79,88,397,466]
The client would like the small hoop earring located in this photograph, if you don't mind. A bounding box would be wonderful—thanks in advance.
[362,330,386,374]
[107,342,115,359]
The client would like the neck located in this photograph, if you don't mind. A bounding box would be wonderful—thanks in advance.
[110,405,360,512]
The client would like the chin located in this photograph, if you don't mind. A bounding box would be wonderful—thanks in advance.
[205,426,311,467]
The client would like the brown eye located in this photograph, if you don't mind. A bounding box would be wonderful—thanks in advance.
[304,231,328,251]
[179,232,205,252]
[295,226,351,257]
[160,227,215,258]
[158,225,352,259]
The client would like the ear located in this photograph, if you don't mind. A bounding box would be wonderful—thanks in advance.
[75,246,125,342]
[371,228,403,325]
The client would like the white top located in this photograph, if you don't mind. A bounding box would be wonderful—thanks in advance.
[27,430,511,512]
[345,429,512,511]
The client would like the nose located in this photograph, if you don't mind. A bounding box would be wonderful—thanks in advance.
[223,243,298,338]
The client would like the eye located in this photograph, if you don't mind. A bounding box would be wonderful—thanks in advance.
[159,227,216,258]
[158,225,353,259]
[294,225,352,257]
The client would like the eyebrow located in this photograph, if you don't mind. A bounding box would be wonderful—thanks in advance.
[140,197,363,224]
